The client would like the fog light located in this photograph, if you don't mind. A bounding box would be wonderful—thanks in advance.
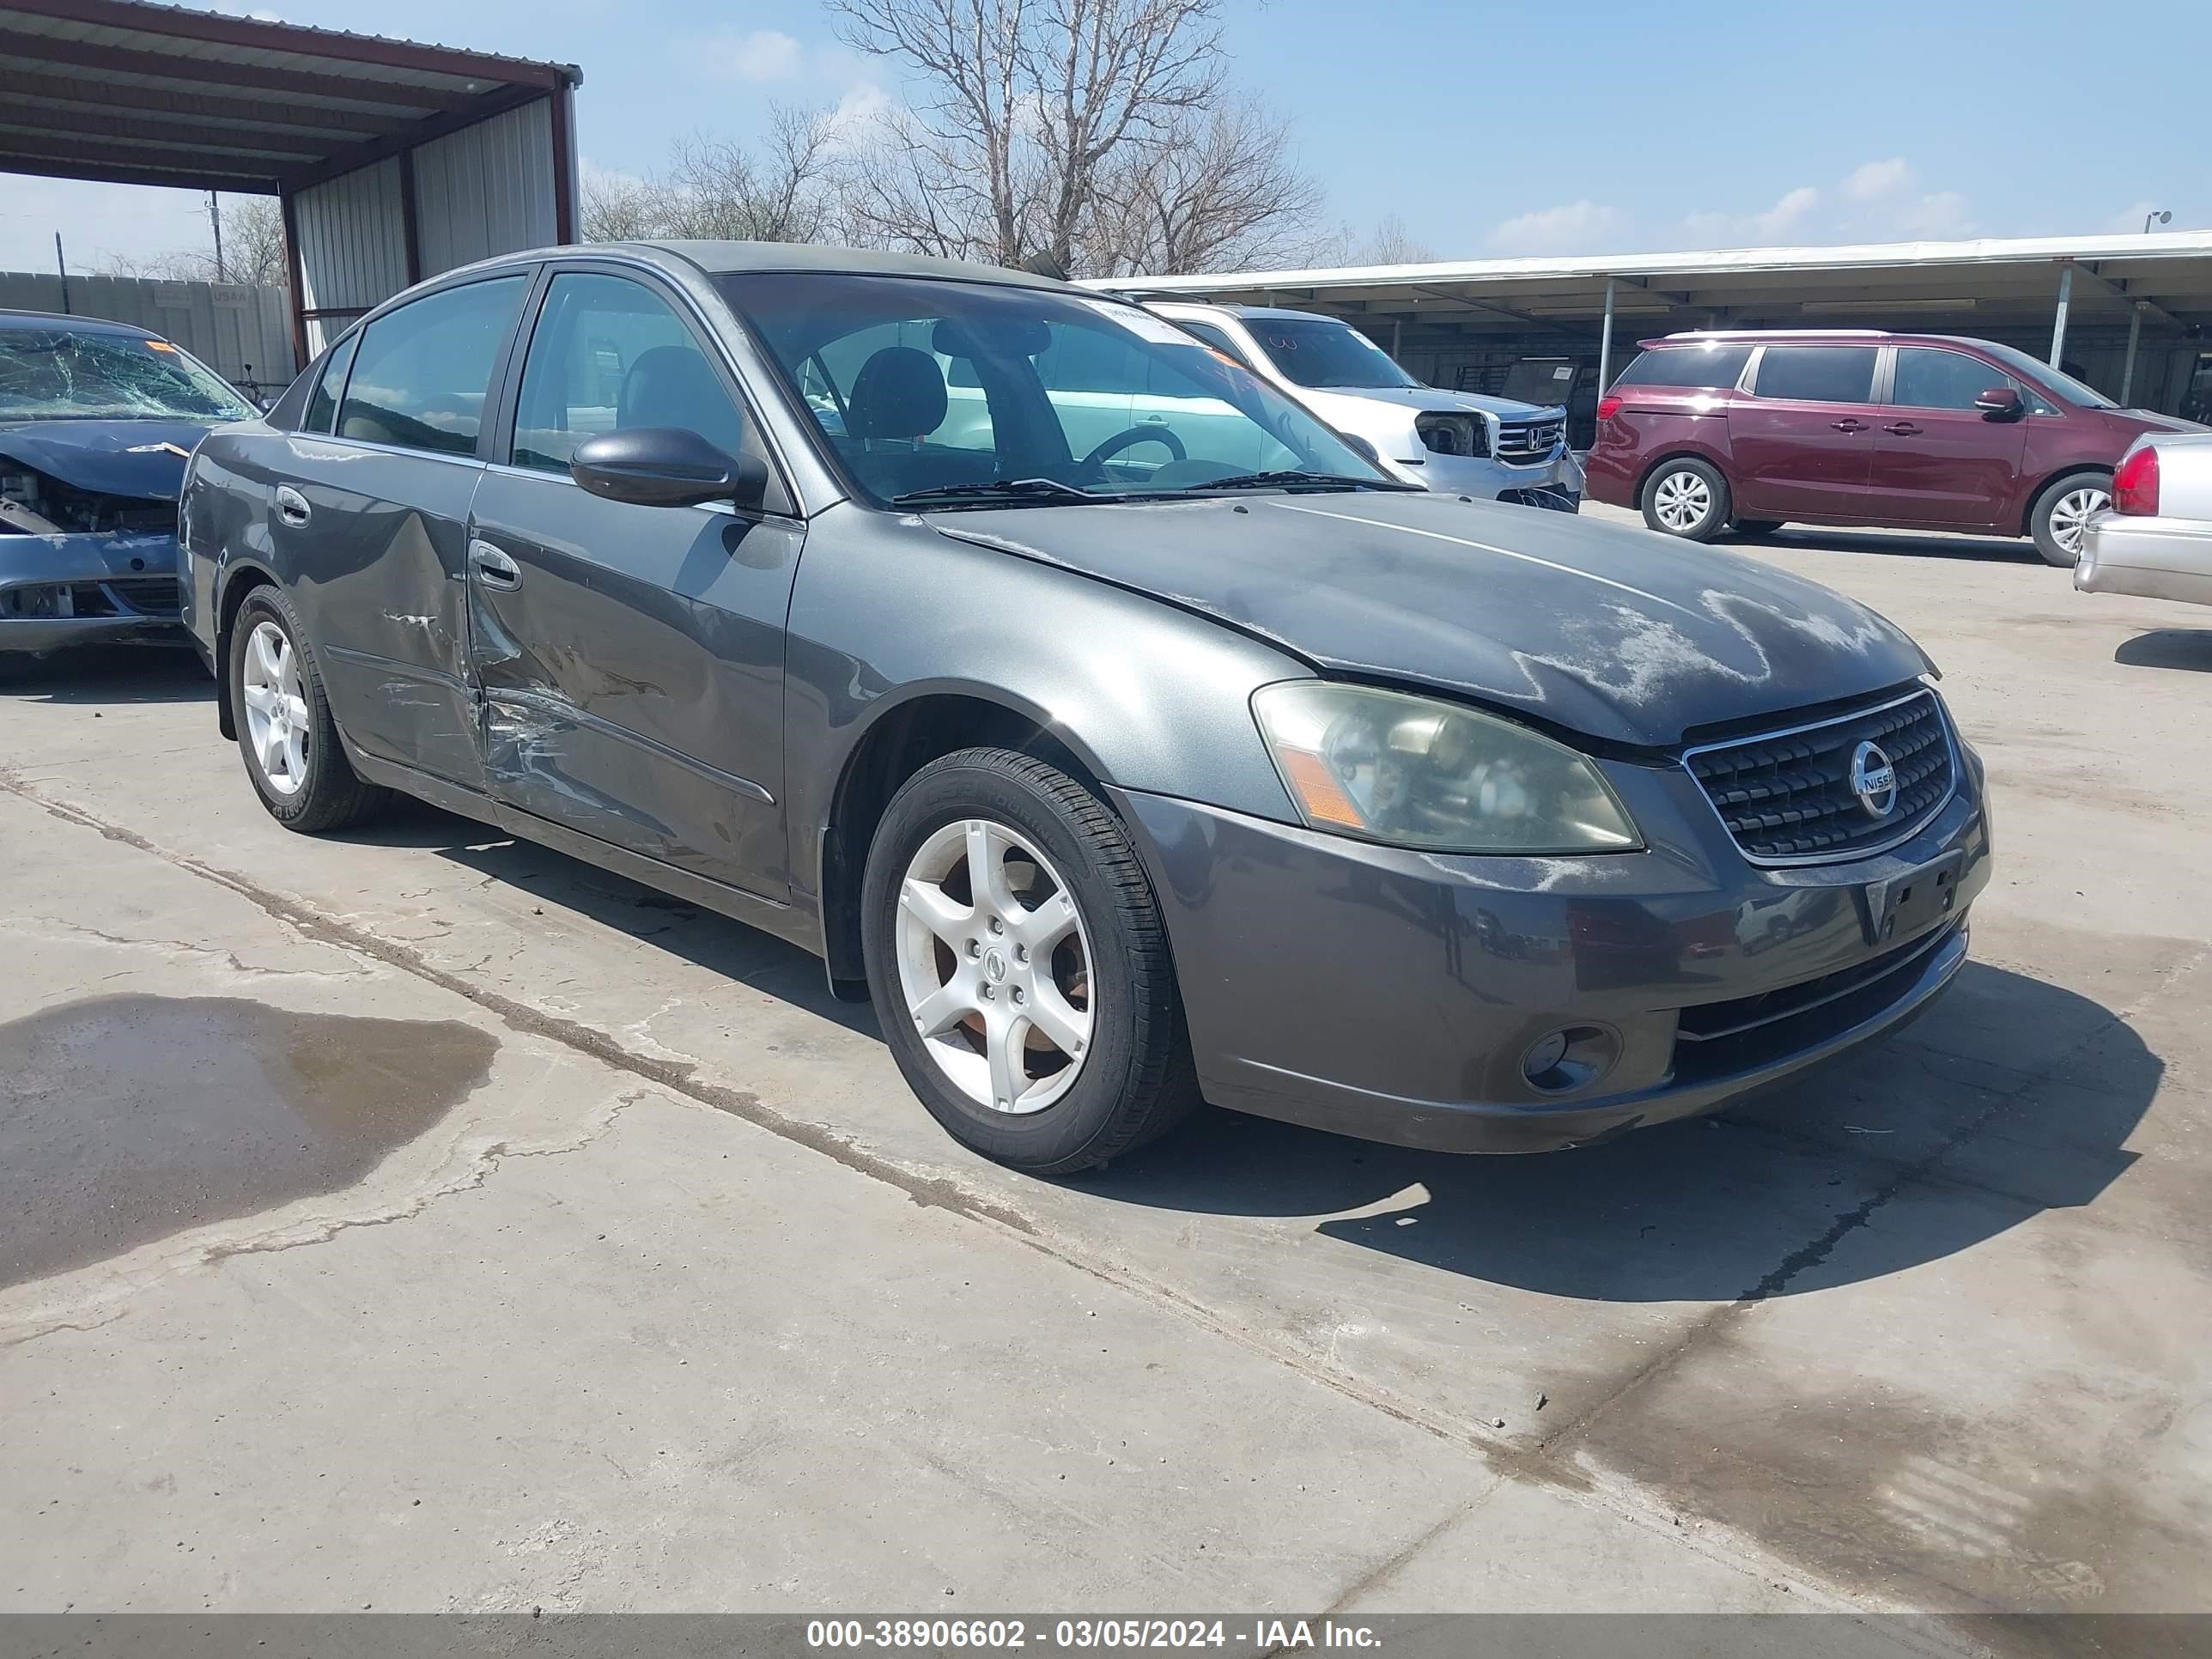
[1522,1025,1619,1094]
[1522,1030,1570,1077]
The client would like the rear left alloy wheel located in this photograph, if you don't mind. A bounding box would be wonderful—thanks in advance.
[228,587,388,833]
[1641,459,1730,541]
[861,747,1200,1175]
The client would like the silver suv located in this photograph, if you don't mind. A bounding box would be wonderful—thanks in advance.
[1146,301,1582,510]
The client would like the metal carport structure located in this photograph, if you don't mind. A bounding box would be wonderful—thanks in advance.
[0,0,581,370]
[1103,233,2212,434]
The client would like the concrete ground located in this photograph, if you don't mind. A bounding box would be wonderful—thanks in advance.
[3,509,2209,1643]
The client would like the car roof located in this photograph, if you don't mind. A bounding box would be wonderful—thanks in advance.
[1638,330,2012,351]
[1148,300,1337,323]
[0,307,167,339]
[625,240,1075,291]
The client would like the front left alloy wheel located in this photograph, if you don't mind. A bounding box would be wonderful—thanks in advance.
[2029,470,2111,567]
[861,747,1200,1174]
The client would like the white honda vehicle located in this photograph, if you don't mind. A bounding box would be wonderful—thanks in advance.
[1142,301,1583,511]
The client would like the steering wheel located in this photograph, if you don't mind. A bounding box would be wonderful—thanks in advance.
[1080,423,1187,474]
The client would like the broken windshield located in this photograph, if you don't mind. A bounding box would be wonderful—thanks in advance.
[0,328,252,422]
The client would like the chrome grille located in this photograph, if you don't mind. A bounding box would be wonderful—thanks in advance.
[1684,690,1957,864]
[1495,416,1564,463]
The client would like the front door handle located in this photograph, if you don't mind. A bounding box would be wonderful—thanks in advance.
[1831,418,1869,433]
[274,484,311,526]
[468,539,520,591]
[1884,422,1923,436]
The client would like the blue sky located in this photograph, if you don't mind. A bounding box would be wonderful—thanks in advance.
[3,0,2207,275]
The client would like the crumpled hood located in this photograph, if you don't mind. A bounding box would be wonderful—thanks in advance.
[928,492,1934,749]
[0,419,214,500]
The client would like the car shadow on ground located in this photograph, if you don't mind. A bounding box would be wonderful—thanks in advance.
[2114,628,2212,672]
[343,795,881,1037]
[337,806,2155,1307]
[1731,526,2043,564]
[0,646,211,704]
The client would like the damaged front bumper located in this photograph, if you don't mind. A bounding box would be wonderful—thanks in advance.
[0,532,185,653]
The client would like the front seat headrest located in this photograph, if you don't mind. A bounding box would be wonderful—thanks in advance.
[617,346,742,453]
[848,346,948,441]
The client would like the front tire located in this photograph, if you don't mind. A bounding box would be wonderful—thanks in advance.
[860,747,1200,1175]
[228,587,388,833]
[1641,459,1730,541]
[2029,470,2110,567]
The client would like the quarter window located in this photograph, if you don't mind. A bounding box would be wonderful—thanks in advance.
[512,273,749,473]
[1613,344,1752,390]
[337,276,527,456]
[1753,345,1877,404]
[302,333,357,434]
[1891,348,2015,411]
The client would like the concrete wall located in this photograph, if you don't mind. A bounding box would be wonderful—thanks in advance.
[0,270,295,396]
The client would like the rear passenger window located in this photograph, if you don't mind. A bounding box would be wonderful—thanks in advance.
[301,334,357,434]
[337,276,528,456]
[1614,344,1751,389]
[1753,346,1877,404]
[1892,348,2011,410]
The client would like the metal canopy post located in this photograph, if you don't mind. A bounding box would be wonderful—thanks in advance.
[2120,302,2144,405]
[1596,276,1617,392]
[2049,263,2074,367]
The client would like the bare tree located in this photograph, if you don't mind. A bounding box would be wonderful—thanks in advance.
[1306,212,1438,270]
[582,108,844,246]
[103,196,289,288]
[827,0,1315,276]
[1080,97,1323,275]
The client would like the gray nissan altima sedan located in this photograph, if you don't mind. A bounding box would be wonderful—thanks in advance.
[180,241,1992,1174]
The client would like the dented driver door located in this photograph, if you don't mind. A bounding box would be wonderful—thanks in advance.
[464,268,803,902]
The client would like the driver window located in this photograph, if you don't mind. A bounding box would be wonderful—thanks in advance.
[512,273,748,473]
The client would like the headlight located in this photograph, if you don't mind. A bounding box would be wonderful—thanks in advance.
[1252,682,1642,855]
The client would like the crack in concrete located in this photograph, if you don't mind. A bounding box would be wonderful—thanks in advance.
[0,1084,659,1350]
[1533,944,2208,1463]
[0,769,2089,1629]
[3,914,377,982]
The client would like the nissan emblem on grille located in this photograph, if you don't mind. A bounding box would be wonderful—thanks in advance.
[1850,740,1899,818]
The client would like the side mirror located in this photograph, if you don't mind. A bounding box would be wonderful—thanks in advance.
[570,427,769,509]
[1974,386,2023,419]
[1340,433,1382,466]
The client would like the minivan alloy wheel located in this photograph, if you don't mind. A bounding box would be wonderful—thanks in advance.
[895,817,1096,1115]
[2046,485,2108,559]
[1651,468,1714,532]
[240,619,311,797]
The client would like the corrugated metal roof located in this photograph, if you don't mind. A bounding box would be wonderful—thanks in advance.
[0,0,580,194]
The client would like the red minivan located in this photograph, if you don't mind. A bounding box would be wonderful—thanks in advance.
[1583,330,2205,565]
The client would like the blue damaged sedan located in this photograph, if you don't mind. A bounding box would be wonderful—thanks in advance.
[180,242,1992,1175]
[1,310,252,655]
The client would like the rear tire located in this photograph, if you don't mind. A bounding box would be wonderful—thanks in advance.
[1730,518,1785,538]
[860,746,1200,1175]
[1640,459,1730,541]
[228,587,389,833]
[2028,470,2110,567]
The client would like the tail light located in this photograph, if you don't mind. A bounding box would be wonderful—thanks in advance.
[1596,395,1623,422]
[2112,446,2160,515]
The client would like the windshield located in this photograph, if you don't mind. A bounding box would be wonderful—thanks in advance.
[719,272,1389,505]
[1243,315,1420,390]
[0,327,252,422]
[1975,339,2117,409]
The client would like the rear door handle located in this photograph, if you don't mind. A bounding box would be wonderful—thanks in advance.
[1831,419,1868,433]
[468,539,520,591]
[1884,422,1923,436]
[274,484,311,526]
